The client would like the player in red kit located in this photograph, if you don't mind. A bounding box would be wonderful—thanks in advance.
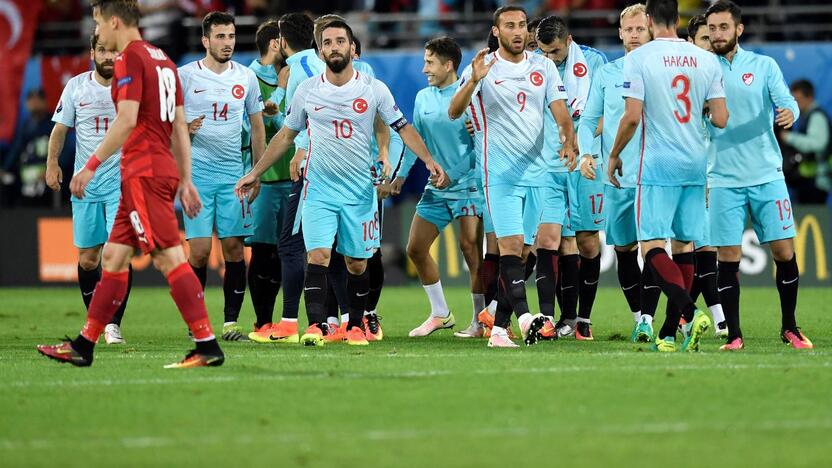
[36,0,224,368]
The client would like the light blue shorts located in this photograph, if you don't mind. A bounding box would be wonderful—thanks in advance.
[72,196,120,249]
[184,182,254,239]
[567,166,606,232]
[540,172,569,229]
[485,184,543,245]
[709,179,796,246]
[603,185,638,247]
[636,185,706,242]
[250,181,293,245]
[302,197,380,259]
[416,191,484,231]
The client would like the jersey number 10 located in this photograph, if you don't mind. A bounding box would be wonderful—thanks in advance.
[156,66,176,123]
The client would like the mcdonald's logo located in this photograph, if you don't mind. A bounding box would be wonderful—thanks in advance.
[795,215,828,281]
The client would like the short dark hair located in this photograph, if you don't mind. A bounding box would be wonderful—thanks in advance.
[353,36,362,57]
[645,0,678,28]
[705,0,742,25]
[487,30,498,52]
[687,14,707,40]
[790,79,815,98]
[279,12,314,52]
[527,17,541,33]
[256,20,280,57]
[90,0,141,28]
[493,6,526,26]
[90,33,99,50]
[202,11,235,37]
[425,36,462,72]
[320,20,354,45]
[536,16,569,45]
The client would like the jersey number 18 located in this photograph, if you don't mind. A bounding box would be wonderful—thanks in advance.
[156,66,176,122]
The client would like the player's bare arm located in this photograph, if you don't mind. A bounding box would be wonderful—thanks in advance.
[246,111,267,202]
[549,99,577,171]
[236,125,300,197]
[374,114,392,178]
[70,99,139,199]
[707,97,729,128]
[397,123,449,189]
[170,105,202,219]
[607,97,642,188]
[448,48,493,120]
[45,123,69,191]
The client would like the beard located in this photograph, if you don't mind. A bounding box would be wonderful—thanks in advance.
[325,52,350,73]
[95,61,114,79]
[498,36,523,55]
[210,48,232,64]
[712,34,737,56]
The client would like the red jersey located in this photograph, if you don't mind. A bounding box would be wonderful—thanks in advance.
[112,40,183,180]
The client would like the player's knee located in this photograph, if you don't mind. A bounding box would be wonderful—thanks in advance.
[458,236,479,261]
[497,236,523,256]
[406,240,428,261]
[188,248,210,267]
[307,249,330,267]
[717,246,742,262]
[345,258,367,275]
[770,239,795,262]
[221,238,245,262]
[78,249,101,271]
[577,232,600,256]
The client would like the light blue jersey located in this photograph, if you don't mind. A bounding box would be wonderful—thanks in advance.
[458,51,567,187]
[545,44,608,170]
[623,38,724,186]
[179,60,263,185]
[707,46,799,188]
[577,57,641,187]
[285,49,326,152]
[399,81,477,199]
[52,71,120,202]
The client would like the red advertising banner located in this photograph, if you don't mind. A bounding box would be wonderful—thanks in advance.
[0,0,44,141]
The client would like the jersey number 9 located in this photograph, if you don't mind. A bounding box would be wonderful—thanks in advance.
[156,66,176,123]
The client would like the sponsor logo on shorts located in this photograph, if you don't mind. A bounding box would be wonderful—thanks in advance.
[783,224,794,231]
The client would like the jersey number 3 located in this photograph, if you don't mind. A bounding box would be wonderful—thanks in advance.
[156,66,176,122]
[672,74,691,124]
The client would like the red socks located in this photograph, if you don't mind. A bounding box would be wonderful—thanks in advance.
[167,262,215,341]
[80,270,129,342]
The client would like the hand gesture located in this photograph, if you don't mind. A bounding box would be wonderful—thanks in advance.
[579,155,596,180]
[608,155,623,188]
[775,108,795,129]
[178,180,202,218]
[425,159,449,189]
[69,168,94,199]
[45,164,63,191]
[188,115,206,135]
[470,48,495,83]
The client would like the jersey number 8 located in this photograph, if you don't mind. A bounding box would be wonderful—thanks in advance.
[156,66,176,122]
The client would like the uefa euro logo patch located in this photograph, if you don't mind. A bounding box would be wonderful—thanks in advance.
[117,76,132,88]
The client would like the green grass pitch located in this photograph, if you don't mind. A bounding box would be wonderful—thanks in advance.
[0,286,830,467]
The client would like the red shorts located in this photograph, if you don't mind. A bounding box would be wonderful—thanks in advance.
[109,177,181,254]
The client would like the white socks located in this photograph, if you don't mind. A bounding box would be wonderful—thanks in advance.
[709,304,725,324]
[633,311,642,323]
[472,293,486,322]
[424,281,450,318]
[641,314,653,325]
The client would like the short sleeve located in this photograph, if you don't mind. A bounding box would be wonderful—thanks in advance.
[544,60,568,105]
[706,56,726,101]
[621,53,644,101]
[52,78,76,127]
[114,49,143,103]
[372,80,406,127]
[245,69,264,115]
[284,82,310,132]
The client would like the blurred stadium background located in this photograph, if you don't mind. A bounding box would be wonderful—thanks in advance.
[0,0,830,288]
